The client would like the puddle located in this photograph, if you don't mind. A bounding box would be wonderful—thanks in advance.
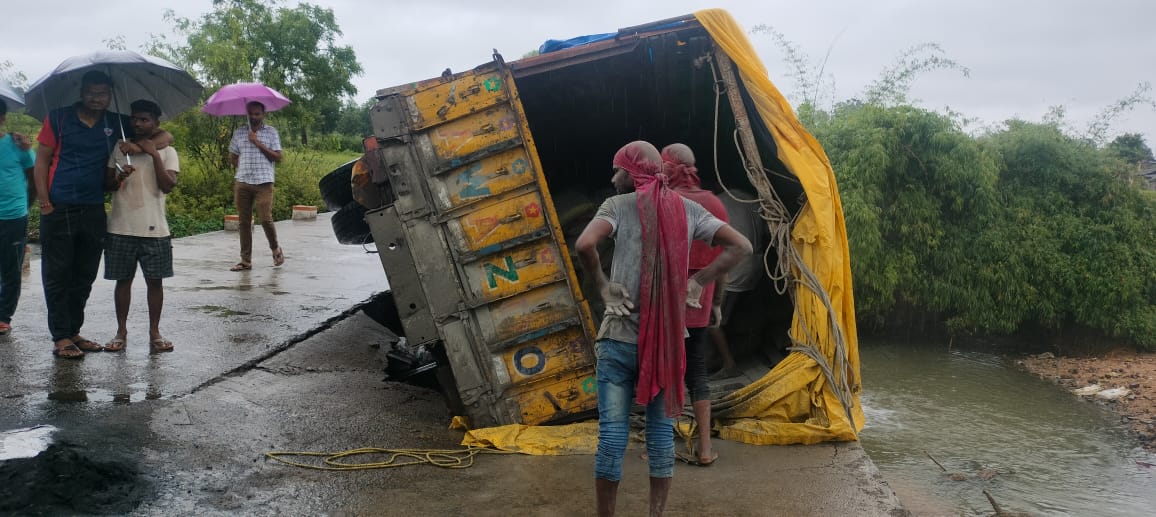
[39,386,164,404]
[193,305,252,317]
[0,425,57,460]
[183,284,255,292]
[228,332,267,344]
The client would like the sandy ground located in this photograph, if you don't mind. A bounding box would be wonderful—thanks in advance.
[1017,350,1156,451]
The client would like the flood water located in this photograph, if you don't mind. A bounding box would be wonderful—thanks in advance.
[858,342,1156,516]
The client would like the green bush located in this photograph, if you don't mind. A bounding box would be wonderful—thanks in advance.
[811,101,1156,350]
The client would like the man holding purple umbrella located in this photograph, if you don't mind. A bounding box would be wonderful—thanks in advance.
[227,101,283,271]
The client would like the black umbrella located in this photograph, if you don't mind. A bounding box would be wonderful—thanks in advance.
[25,50,202,123]
[0,81,24,110]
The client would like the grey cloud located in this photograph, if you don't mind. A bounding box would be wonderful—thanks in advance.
[4,0,1152,141]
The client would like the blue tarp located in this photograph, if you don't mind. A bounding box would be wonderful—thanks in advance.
[538,21,691,54]
[538,33,616,54]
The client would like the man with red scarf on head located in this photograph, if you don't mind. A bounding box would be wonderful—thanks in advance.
[661,143,730,468]
[576,141,751,517]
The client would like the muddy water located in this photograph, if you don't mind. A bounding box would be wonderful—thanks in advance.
[858,342,1156,516]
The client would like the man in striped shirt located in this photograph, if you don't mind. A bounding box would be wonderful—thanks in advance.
[228,101,283,271]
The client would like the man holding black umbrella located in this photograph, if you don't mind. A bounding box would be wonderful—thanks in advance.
[32,70,169,358]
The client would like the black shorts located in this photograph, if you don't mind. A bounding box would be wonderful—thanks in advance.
[721,289,745,326]
[103,234,173,280]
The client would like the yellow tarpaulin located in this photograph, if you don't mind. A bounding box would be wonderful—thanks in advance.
[457,419,601,455]
[695,8,864,445]
[461,7,862,453]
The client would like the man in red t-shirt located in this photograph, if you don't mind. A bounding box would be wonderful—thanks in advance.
[662,143,729,467]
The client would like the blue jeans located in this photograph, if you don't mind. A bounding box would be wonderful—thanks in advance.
[594,339,675,481]
[0,216,27,324]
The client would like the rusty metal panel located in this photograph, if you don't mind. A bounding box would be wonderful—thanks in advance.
[407,71,508,130]
[426,105,522,162]
[402,217,464,320]
[460,241,565,303]
[445,191,549,254]
[364,206,439,346]
[495,327,590,388]
[472,283,579,346]
[438,318,488,406]
[370,95,409,140]
[377,141,430,218]
[428,147,535,212]
[496,371,599,426]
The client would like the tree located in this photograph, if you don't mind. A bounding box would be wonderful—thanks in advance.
[333,98,374,137]
[1082,82,1156,146]
[152,0,363,144]
[1107,133,1155,165]
[983,122,1156,346]
[809,102,999,330]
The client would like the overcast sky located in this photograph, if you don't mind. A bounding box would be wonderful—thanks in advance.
[5,0,1155,142]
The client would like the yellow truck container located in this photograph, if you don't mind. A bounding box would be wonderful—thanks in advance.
[326,11,861,439]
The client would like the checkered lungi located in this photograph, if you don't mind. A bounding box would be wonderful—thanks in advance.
[103,234,174,280]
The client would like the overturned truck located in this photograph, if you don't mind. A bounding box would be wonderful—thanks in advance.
[322,10,863,443]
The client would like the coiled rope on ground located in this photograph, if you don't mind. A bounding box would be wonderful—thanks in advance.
[264,446,514,471]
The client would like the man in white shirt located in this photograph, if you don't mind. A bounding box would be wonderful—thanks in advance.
[102,99,178,353]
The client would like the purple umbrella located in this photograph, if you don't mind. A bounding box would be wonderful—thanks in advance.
[202,82,291,117]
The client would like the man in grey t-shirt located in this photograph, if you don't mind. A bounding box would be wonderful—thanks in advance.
[575,141,751,517]
[591,192,727,345]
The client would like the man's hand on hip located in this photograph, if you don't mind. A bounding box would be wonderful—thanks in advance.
[601,282,634,317]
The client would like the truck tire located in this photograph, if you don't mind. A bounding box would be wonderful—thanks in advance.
[330,201,372,245]
[318,160,356,211]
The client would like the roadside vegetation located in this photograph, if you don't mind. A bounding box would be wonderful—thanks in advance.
[759,27,1156,351]
[3,0,369,239]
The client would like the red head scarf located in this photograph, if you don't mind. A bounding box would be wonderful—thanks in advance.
[661,143,704,192]
[613,141,688,416]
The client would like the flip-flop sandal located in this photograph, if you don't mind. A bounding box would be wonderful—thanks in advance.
[52,343,85,359]
[676,450,718,467]
[103,337,127,352]
[150,338,174,353]
[272,247,285,267]
[230,262,252,271]
[73,338,104,352]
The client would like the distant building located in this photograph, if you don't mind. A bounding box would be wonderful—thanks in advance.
[1138,160,1156,189]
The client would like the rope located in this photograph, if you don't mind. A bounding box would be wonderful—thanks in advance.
[264,446,514,471]
[705,54,858,432]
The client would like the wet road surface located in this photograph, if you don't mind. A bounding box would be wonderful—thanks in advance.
[0,214,906,516]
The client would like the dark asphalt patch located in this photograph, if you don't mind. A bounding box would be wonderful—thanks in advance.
[0,442,149,515]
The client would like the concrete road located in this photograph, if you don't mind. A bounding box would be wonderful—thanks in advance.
[0,214,907,516]
[0,213,387,417]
